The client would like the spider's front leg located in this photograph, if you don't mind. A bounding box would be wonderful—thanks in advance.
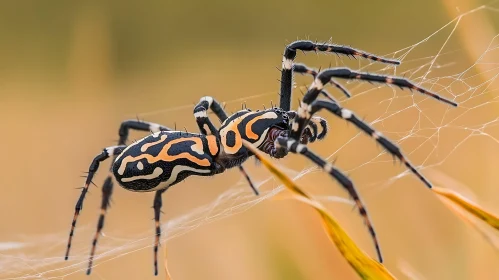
[294,63,351,101]
[290,68,456,189]
[299,115,329,144]
[279,40,400,111]
[273,66,459,262]
[273,135,383,262]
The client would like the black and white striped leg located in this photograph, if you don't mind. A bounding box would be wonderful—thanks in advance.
[87,176,113,275]
[276,138,383,263]
[193,96,224,136]
[194,96,259,195]
[65,146,126,261]
[293,63,318,78]
[302,119,317,144]
[290,68,458,141]
[310,100,434,189]
[294,63,350,101]
[300,117,329,144]
[314,68,457,107]
[308,116,328,141]
[153,189,166,276]
[118,120,172,145]
[286,112,327,144]
[279,40,400,111]
[194,96,229,121]
[115,120,172,172]
[115,119,172,173]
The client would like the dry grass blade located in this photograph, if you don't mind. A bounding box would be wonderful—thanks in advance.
[242,140,396,280]
[433,187,499,230]
[437,192,499,253]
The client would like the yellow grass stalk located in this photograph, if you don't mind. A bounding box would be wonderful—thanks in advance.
[242,140,396,280]
[436,189,499,252]
[433,187,499,230]
[439,0,499,257]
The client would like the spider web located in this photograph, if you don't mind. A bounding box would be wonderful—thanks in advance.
[2,3,499,279]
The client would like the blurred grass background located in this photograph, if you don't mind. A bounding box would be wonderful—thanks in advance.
[1,0,499,279]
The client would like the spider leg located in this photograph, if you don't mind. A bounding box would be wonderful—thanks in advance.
[310,100,433,189]
[117,120,172,146]
[194,96,259,195]
[194,97,224,136]
[293,63,318,77]
[309,116,328,141]
[312,68,458,107]
[65,146,125,261]
[300,116,329,143]
[275,137,382,263]
[328,79,351,98]
[303,119,317,143]
[153,189,167,276]
[87,176,113,275]
[113,120,172,180]
[279,40,400,111]
[294,63,350,101]
[64,146,125,260]
[291,68,458,141]
[310,116,329,140]
[287,111,327,143]
[111,120,173,274]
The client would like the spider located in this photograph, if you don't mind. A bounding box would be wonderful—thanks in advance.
[64,40,457,276]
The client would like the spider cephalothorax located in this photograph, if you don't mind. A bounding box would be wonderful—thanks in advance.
[217,108,290,156]
[65,40,457,275]
[215,107,325,161]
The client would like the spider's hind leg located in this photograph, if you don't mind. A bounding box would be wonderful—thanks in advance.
[117,120,171,146]
[64,146,126,266]
[87,175,114,275]
[153,189,167,276]
[113,119,172,178]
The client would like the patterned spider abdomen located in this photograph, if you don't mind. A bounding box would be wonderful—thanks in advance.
[112,131,219,192]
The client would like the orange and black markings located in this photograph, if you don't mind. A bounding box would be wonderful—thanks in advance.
[112,131,218,192]
[67,39,459,276]
[219,109,285,155]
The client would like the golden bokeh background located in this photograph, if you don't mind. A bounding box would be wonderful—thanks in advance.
[1,1,499,279]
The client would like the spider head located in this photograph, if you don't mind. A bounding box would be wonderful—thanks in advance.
[247,107,309,157]
[251,107,320,158]
[244,107,291,144]
[219,108,310,159]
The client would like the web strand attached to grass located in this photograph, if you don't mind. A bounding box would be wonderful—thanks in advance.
[2,3,499,279]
